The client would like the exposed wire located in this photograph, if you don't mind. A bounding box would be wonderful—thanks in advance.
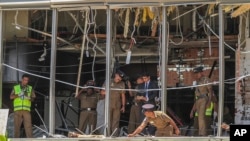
[196,11,236,52]
[68,12,79,41]
[26,68,106,75]
[124,8,130,38]
[4,63,249,94]
[14,10,21,30]
[67,11,105,55]
[12,23,77,49]
[75,10,89,98]
[169,6,183,46]
[91,9,98,81]
[43,10,48,41]
[172,4,206,21]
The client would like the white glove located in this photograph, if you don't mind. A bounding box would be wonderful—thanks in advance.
[155,97,160,102]
[24,96,31,100]
[213,111,218,120]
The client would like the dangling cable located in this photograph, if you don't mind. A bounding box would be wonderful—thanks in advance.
[43,10,48,41]
[124,8,130,38]
[91,9,97,81]
[68,12,79,41]
[75,10,89,98]
[14,10,21,30]
[169,6,183,45]
[125,13,137,64]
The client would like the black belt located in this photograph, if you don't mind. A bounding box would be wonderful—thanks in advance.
[197,94,207,99]
[81,108,96,111]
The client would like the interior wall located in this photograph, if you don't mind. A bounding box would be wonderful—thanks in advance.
[4,11,29,41]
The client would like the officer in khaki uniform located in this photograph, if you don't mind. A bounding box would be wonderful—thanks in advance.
[190,93,217,136]
[128,104,180,137]
[102,71,126,136]
[10,74,36,138]
[76,80,99,133]
[193,66,213,136]
[127,75,144,133]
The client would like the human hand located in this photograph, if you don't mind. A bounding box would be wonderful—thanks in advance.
[127,133,135,137]
[24,96,31,100]
[189,111,194,119]
[136,96,142,100]
[19,94,25,99]
[221,123,230,131]
[175,128,180,135]
[120,106,125,113]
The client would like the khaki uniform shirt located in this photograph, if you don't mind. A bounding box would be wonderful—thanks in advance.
[195,76,212,97]
[140,111,172,129]
[80,92,99,109]
[102,80,125,109]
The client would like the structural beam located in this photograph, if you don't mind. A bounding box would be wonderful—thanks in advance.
[49,8,58,135]
[0,10,3,108]
[104,5,112,137]
[161,6,168,112]
[217,4,225,136]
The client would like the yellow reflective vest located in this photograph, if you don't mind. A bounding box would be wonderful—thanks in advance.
[13,84,32,111]
[195,102,214,116]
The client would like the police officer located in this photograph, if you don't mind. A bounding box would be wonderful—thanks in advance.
[128,104,180,137]
[10,74,36,138]
[127,75,144,133]
[190,93,218,136]
[190,100,214,136]
[193,66,213,136]
[101,71,126,136]
[76,80,99,134]
[136,72,158,135]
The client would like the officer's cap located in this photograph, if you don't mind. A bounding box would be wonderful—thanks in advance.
[193,66,203,73]
[142,104,155,111]
[86,80,95,86]
[116,70,125,78]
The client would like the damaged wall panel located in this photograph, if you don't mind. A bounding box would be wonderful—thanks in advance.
[235,34,250,124]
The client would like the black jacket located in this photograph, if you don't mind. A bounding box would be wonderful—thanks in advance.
[136,80,159,106]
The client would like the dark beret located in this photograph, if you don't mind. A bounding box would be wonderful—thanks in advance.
[116,70,125,78]
[142,104,155,110]
[86,80,95,86]
[193,66,204,73]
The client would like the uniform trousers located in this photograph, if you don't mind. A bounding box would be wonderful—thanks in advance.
[110,107,121,136]
[155,125,173,137]
[195,97,208,136]
[14,110,33,138]
[193,115,212,136]
[79,110,97,133]
[127,105,141,133]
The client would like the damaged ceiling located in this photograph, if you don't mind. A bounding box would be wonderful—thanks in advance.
[1,0,249,64]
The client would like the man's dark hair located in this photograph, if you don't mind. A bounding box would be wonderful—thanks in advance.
[22,74,30,78]
[142,72,150,77]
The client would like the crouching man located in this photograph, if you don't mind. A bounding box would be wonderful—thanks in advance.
[128,104,180,137]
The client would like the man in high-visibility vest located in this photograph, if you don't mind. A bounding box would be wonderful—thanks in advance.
[190,94,218,136]
[192,66,213,136]
[10,74,36,138]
